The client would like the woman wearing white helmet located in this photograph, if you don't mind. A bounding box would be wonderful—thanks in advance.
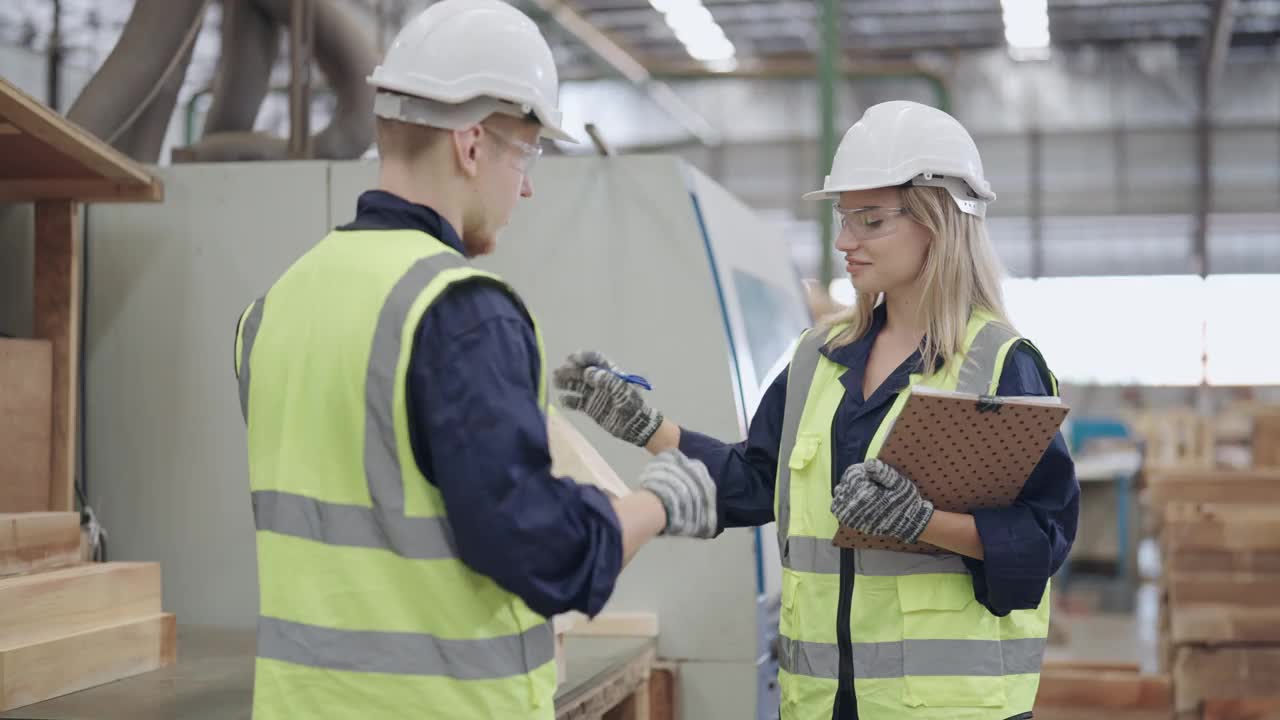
[556,101,1078,720]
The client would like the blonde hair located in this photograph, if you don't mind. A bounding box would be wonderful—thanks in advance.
[821,185,1014,374]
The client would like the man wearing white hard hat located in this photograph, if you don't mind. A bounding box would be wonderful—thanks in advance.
[556,101,1079,719]
[233,2,718,717]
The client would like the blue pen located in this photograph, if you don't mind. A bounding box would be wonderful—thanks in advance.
[608,369,653,391]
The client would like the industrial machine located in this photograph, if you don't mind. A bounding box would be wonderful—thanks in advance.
[83,155,811,719]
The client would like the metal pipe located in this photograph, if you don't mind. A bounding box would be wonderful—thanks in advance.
[817,0,840,288]
[65,0,210,155]
[1194,0,1236,277]
[289,0,316,159]
[1029,126,1044,279]
[46,0,61,110]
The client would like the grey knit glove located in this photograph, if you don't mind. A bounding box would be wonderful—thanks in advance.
[830,459,935,544]
[553,351,663,447]
[638,449,718,538]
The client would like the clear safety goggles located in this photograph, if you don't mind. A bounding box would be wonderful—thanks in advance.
[484,125,543,175]
[833,205,914,241]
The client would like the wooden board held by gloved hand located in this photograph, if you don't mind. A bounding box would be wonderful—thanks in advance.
[547,409,630,499]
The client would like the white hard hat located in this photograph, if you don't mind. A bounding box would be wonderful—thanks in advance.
[804,101,995,217]
[367,0,576,143]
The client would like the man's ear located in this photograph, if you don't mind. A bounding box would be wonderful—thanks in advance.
[452,125,483,178]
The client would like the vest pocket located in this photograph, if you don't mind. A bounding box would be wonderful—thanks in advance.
[788,433,822,470]
[896,574,1007,709]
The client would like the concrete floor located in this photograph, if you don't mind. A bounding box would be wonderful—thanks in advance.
[1044,584,1162,673]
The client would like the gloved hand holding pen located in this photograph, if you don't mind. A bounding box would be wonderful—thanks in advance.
[553,350,664,447]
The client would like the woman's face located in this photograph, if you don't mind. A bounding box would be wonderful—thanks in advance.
[833,188,932,297]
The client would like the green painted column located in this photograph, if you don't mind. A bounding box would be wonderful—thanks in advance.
[818,0,841,287]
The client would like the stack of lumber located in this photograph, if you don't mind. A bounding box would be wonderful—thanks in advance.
[0,513,175,711]
[1143,467,1280,719]
[1034,661,1171,720]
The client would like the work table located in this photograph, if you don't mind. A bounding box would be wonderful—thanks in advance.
[0,624,657,720]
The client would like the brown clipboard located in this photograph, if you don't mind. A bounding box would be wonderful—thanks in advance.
[832,385,1070,554]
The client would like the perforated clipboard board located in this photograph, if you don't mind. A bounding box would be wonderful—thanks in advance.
[832,387,1070,554]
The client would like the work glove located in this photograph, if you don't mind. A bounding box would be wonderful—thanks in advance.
[553,351,663,447]
[638,449,718,538]
[830,459,934,544]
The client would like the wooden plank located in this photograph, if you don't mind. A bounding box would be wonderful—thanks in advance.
[1171,606,1280,645]
[1035,668,1171,710]
[0,123,18,135]
[1174,647,1280,711]
[1163,504,1280,551]
[565,612,659,639]
[1034,709,1170,720]
[0,78,156,188]
[1042,660,1142,673]
[1146,468,1280,485]
[648,663,677,720]
[0,339,53,512]
[1165,548,1280,575]
[548,410,630,499]
[1254,412,1280,469]
[33,200,80,513]
[1144,469,1280,506]
[0,513,79,577]
[0,613,175,712]
[0,179,162,203]
[1168,573,1280,609]
[1204,698,1280,720]
[0,562,162,647]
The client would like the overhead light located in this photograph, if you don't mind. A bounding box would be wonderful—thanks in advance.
[650,0,738,68]
[674,21,725,47]
[664,4,713,29]
[1001,0,1051,61]
[649,0,699,14]
[705,57,739,73]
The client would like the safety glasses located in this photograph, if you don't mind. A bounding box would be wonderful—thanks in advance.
[483,125,543,175]
[833,205,913,241]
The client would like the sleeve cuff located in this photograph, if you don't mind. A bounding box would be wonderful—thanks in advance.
[576,484,625,616]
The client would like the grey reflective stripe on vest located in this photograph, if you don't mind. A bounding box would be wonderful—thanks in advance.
[258,615,555,680]
[245,250,553,680]
[956,321,1019,396]
[776,328,829,570]
[237,298,265,422]
[853,549,968,576]
[785,535,842,574]
[779,636,1046,680]
[362,252,469,555]
[252,489,456,560]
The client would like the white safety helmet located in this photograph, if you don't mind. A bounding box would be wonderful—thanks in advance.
[805,101,995,218]
[367,0,576,143]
